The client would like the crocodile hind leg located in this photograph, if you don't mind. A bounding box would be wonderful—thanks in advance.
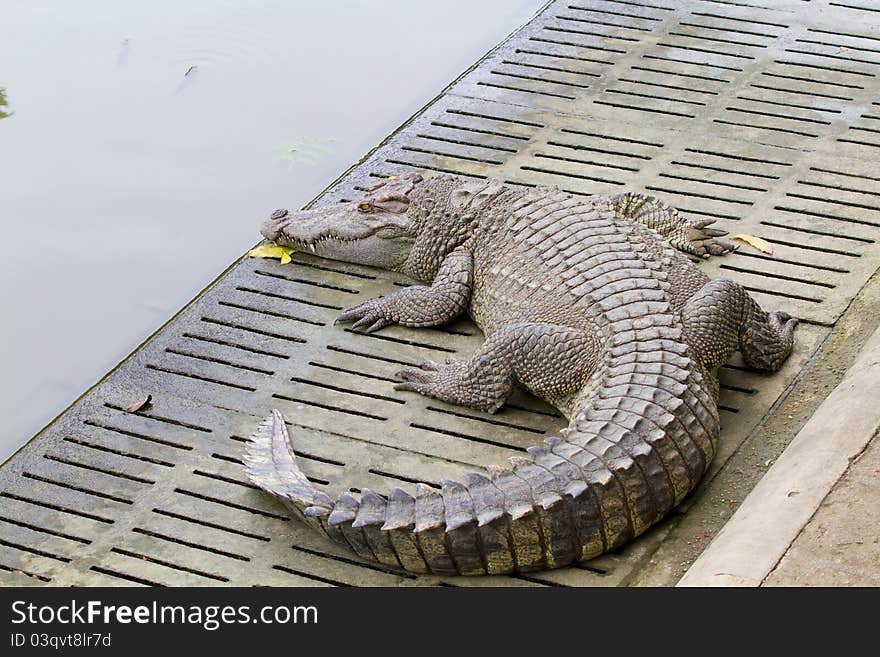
[395,322,599,414]
[608,192,737,258]
[682,279,798,383]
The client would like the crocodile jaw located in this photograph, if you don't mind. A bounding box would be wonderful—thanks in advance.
[260,204,415,270]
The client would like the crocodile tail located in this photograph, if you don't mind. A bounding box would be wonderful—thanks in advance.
[243,410,334,531]
[243,410,613,575]
[244,380,717,576]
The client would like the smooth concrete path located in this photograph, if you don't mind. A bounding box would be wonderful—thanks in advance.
[679,326,880,587]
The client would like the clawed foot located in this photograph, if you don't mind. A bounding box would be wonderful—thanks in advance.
[394,359,503,413]
[394,359,454,393]
[770,309,799,337]
[336,298,394,333]
[680,219,738,259]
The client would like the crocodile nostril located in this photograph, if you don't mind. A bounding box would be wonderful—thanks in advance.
[270,208,289,220]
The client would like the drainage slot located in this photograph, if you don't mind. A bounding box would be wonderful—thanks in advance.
[515,46,615,67]
[0,538,71,563]
[772,59,875,78]
[521,164,627,185]
[501,59,601,79]
[690,11,787,29]
[235,285,343,311]
[670,160,780,180]
[556,15,654,33]
[605,88,707,106]
[594,100,696,118]
[111,547,228,583]
[83,419,194,451]
[291,543,420,579]
[342,328,457,353]
[544,25,637,45]
[426,406,547,434]
[200,316,308,344]
[616,77,719,96]
[193,469,276,491]
[476,80,576,101]
[733,250,849,274]
[43,453,155,484]
[63,436,176,467]
[759,220,874,244]
[429,120,530,141]
[384,159,489,179]
[785,192,880,214]
[103,402,214,432]
[658,172,768,192]
[720,263,835,289]
[490,69,592,90]
[734,95,842,115]
[271,394,389,421]
[724,106,832,126]
[630,65,730,83]
[0,491,114,524]
[643,53,742,72]
[132,527,250,562]
[711,119,818,138]
[416,132,519,152]
[173,488,290,521]
[445,107,545,128]
[643,186,754,205]
[367,467,442,488]
[760,71,864,90]
[144,364,257,392]
[290,375,404,404]
[89,565,162,587]
[165,348,275,375]
[179,332,289,360]
[410,423,522,451]
[548,139,653,160]
[0,564,51,582]
[676,21,779,39]
[21,472,134,504]
[217,300,326,327]
[667,31,769,49]
[152,508,270,542]
[741,286,822,304]
[326,344,416,367]
[534,152,640,172]
[749,82,852,102]
[307,361,399,383]
[0,515,91,544]
[271,564,344,586]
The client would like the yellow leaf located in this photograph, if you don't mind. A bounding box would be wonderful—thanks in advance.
[247,243,296,264]
[731,233,773,255]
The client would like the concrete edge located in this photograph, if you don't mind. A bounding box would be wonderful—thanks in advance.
[678,324,880,587]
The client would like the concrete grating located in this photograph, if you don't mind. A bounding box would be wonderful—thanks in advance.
[2,0,880,586]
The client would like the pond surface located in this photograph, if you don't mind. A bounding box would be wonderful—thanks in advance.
[0,0,544,462]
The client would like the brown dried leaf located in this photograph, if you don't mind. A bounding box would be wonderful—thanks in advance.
[731,233,774,255]
[124,394,152,413]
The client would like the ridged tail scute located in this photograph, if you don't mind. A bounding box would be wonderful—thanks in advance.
[243,410,333,531]
[245,397,709,575]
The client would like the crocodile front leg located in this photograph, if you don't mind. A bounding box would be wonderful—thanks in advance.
[395,322,599,414]
[336,247,472,332]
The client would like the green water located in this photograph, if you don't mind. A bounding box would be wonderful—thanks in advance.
[0,0,544,461]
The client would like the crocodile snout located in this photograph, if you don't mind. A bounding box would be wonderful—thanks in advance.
[260,208,289,241]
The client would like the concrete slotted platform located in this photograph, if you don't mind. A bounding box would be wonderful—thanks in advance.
[2,0,880,586]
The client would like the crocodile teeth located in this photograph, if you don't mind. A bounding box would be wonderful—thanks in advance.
[309,244,316,253]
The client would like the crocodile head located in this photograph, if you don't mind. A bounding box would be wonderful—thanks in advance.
[261,173,423,271]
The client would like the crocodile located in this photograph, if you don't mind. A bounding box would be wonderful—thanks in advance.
[245,172,798,575]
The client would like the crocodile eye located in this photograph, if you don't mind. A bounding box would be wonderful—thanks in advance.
[357,202,373,213]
